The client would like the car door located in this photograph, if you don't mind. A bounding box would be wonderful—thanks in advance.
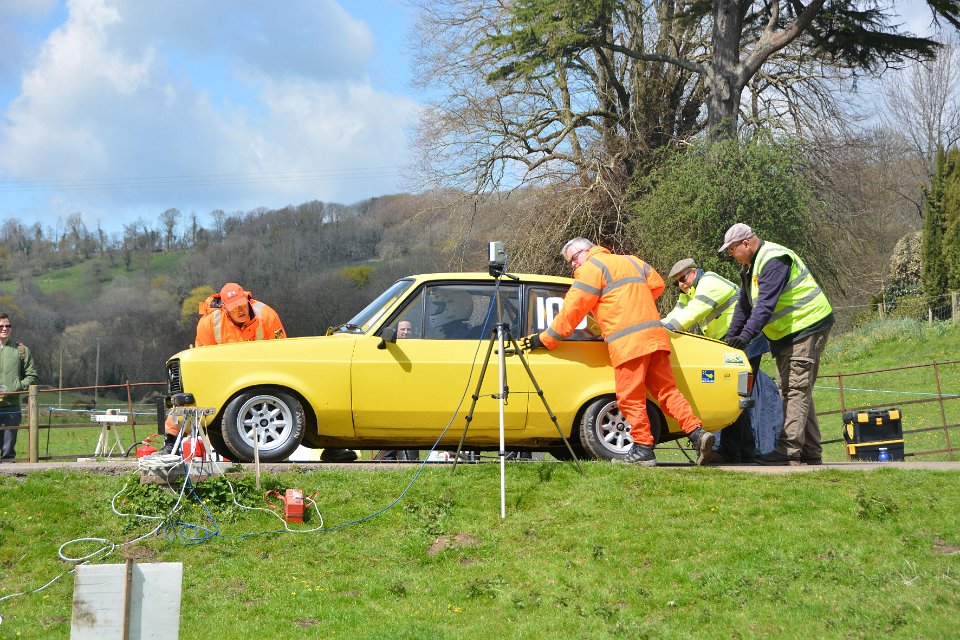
[350,282,529,439]
[519,284,610,434]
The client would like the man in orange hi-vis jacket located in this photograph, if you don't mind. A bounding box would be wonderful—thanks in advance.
[520,238,715,467]
[194,282,286,346]
[158,282,288,456]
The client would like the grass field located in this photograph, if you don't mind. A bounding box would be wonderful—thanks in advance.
[0,464,958,639]
[0,251,185,298]
[1,318,960,638]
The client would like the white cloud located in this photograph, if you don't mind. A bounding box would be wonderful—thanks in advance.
[0,0,418,228]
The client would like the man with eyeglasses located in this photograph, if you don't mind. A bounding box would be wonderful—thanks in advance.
[718,223,833,465]
[520,238,715,467]
[0,313,38,461]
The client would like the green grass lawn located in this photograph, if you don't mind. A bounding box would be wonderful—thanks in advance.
[0,464,958,639]
[3,318,960,638]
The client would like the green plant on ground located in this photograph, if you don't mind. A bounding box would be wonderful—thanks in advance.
[2,465,959,639]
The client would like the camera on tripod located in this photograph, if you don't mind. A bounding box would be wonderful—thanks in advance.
[488,241,507,277]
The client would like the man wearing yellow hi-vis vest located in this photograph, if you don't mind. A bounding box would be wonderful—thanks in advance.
[719,224,833,466]
[662,258,770,463]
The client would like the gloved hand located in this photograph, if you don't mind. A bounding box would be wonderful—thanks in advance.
[520,333,544,351]
[723,335,747,350]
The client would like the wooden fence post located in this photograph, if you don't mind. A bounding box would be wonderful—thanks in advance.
[28,384,39,463]
[953,291,958,324]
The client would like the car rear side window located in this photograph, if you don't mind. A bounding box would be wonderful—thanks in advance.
[526,286,602,341]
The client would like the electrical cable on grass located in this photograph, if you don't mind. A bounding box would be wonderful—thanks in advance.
[0,284,508,613]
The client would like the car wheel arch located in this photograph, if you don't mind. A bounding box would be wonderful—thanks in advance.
[219,385,311,462]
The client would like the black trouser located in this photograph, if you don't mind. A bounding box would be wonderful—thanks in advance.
[717,351,764,462]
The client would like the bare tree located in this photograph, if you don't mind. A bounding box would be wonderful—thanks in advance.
[160,208,180,251]
[410,0,957,256]
[883,40,960,191]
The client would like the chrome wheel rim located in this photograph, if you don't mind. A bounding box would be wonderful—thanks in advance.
[236,395,294,453]
[594,400,633,455]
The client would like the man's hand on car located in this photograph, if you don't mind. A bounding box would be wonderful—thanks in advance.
[723,335,747,350]
[520,333,544,351]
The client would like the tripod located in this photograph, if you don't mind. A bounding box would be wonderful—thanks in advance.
[452,275,585,519]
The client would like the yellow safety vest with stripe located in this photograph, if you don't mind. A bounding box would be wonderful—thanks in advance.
[750,241,832,341]
[662,271,738,340]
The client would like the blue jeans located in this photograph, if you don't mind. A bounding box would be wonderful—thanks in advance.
[0,405,23,460]
[716,335,769,461]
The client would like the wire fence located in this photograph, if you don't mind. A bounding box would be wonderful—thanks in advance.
[832,291,960,327]
[814,360,960,459]
[1,382,166,463]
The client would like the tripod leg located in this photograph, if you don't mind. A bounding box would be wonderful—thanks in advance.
[507,334,586,476]
[451,333,499,474]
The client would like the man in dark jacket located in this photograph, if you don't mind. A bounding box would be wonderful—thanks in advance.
[720,224,833,465]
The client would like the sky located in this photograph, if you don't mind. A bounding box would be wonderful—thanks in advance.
[0,0,422,234]
[0,0,947,235]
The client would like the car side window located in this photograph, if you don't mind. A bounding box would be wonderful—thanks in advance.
[386,289,426,339]
[388,283,520,341]
[526,286,602,341]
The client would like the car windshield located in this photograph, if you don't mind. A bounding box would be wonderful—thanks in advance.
[335,278,415,334]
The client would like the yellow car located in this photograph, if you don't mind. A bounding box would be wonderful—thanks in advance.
[165,273,753,462]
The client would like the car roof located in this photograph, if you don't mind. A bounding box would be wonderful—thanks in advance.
[406,272,574,286]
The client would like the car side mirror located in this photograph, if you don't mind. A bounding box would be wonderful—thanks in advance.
[378,327,397,350]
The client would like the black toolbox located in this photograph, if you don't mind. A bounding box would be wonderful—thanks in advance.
[842,408,905,461]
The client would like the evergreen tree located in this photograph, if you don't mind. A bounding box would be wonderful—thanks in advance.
[921,147,953,306]
[942,148,960,291]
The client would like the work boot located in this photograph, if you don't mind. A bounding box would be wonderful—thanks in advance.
[157,434,178,456]
[687,427,715,466]
[617,443,656,466]
[320,448,358,462]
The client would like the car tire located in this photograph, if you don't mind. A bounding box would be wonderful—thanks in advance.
[578,397,663,461]
[205,425,231,460]
[221,388,306,463]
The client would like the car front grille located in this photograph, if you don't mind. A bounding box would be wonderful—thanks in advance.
[167,360,183,395]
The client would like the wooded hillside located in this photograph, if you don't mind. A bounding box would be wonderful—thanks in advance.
[0,192,508,396]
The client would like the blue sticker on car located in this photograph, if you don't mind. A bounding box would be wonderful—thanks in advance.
[701,370,715,384]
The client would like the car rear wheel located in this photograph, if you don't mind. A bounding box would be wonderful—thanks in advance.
[221,388,306,463]
[578,397,663,461]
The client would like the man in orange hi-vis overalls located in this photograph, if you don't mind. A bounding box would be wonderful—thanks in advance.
[159,282,287,456]
[194,282,286,346]
[520,238,715,467]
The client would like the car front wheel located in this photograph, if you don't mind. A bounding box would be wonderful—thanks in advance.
[221,388,306,463]
[578,397,663,461]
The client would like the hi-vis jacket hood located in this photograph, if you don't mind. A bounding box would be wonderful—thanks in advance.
[539,245,670,366]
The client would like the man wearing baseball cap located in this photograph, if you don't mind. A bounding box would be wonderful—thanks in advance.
[159,282,288,456]
[195,282,286,346]
[719,224,833,465]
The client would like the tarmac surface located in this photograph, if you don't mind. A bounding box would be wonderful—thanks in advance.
[1,458,959,476]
